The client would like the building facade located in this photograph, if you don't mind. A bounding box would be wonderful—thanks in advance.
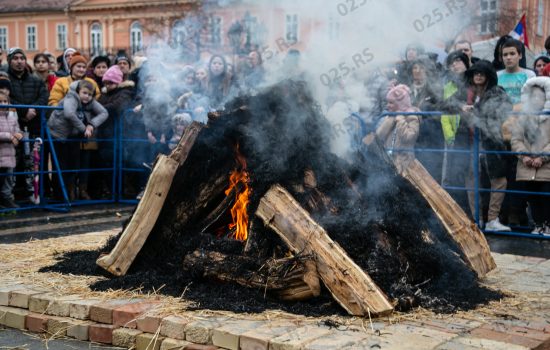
[0,0,548,65]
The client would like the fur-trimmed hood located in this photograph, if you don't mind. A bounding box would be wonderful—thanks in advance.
[521,76,550,111]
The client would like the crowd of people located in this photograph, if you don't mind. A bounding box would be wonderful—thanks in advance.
[366,35,550,236]
[0,34,549,236]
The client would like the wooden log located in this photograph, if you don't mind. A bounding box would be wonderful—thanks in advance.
[401,159,496,278]
[96,122,203,276]
[183,250,321,301]
[255,184,394,316]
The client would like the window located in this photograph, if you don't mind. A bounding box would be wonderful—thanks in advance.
[537,0,544,36]
[209,16,222,46]
[479,0,498,34]
[172,20,187,48]
[285,14,298,43]
[0,27,7,51]
[130,21,143,55]
[90,23,103,56]
[328,16,340,40]
[57,24,67,50]
[26,25,37,51]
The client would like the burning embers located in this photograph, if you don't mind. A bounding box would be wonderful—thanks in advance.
[225,143,251,241]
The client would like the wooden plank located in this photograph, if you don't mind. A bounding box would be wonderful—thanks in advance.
[96,122,203,276]
[255,184,394,316]
[402,159,496,278]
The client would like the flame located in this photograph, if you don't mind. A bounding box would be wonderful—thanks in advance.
[225,144,251,241]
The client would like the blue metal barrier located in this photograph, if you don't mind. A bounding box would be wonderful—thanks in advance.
[0,104,118,214]
[375,110,550,240]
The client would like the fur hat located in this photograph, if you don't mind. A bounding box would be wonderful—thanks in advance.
[446,50,470,70]
[102,65,123,84]
[386,84,413,112]
[7,47,26,63]
[70,52,88,70]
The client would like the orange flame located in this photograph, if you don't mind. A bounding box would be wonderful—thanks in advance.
[225,144,251,241]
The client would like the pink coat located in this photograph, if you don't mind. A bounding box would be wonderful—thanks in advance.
[0,110,21,168]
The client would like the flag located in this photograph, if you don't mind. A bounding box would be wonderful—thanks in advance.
[509,14,529,48]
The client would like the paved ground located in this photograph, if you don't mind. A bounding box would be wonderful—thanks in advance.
[0,328,124,350]
[0,204,549,349]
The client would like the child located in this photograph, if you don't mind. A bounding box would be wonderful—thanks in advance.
[47,80,107,200]
[0,91,23,208]
[168,112,192,150]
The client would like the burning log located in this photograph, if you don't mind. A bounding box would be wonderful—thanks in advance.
[96,122,203,276]
[255,184,394,316]
[400,159,496,277]
[183,251,320,301]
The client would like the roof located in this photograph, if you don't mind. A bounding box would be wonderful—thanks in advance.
[0,0,74,13]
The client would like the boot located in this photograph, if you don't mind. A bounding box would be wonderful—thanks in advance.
[79,184,91,200]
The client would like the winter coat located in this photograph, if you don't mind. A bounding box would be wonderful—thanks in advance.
[440,74,470,146]
[376,113,420,173]
[97,80,136,139]
[48,76,100,106]
[7,68,49,136]
[511,76,550,182]
[466,60,513,179]
[0,110,21,168]
[47,82,108,139]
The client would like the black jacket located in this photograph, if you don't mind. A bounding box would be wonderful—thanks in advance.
[7,68,49,135]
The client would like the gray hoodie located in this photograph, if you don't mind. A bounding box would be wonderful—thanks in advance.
[48,81,108,139]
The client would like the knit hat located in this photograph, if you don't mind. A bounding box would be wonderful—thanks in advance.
[102,65,123,84]
[446,50,470,69]
[69,52,88,70]
[115,55,132,68]
[386,84,413,112]
[7,47,26,63]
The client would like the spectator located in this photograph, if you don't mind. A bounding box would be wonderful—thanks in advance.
[407,56,443,181]
[47,80,107,200]
[96,65,135,198]
[453,39,479,66]
[6,47,48,203]
[44,52,57,73]
[206,55,233,109]
[372,84,420,174]
[493,35,527,71]
[194,66,208,95]
[56,48,76,77]
[533,56,550,77]
[440,51,471,211]
[242,50,265,90]
[396,43,425,86]
[33,53,57,92]
[543,63,550,77]
[168,112,192,150]
[49,53,100,106]
[465,60,513,231]
[0,91,23,209]
[115,55,132,81]
[88,55,111,90]
[511,77,550,235]
[497,39,536,109]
